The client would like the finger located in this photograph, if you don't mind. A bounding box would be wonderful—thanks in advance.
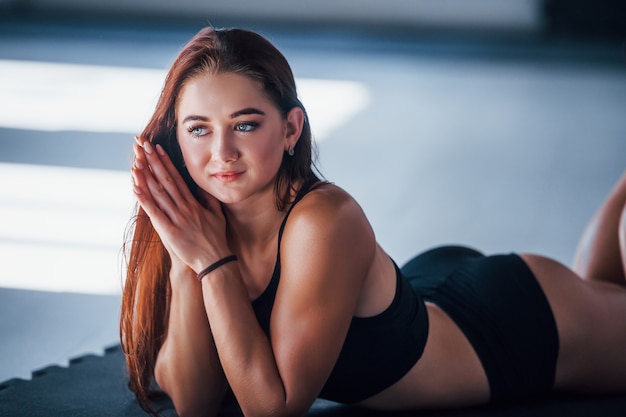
[154,144,198,202]
[135,140,191,202]
[133,168,189,243]
[132,145,176,210]
[132,165,167,220]
[143,151,208,230]
[132,157,152,193]
[140,158,183,221]
[141,141,187,206]
[132,142,153,191]
[136,142,209,231]
[133,136,149,169]
[134,191,180,251]
[132,143,146,171]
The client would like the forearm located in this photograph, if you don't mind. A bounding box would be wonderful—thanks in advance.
[201,264,298,417]
[156,267,228,417]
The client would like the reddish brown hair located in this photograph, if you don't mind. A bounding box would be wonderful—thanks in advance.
[120,27,318,414]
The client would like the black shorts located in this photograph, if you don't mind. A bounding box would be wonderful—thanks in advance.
[401,245,559,403]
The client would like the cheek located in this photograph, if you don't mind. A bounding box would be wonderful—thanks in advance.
[258,128,288,164]
[255,142,285,172]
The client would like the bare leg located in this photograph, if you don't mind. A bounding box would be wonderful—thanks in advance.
[620,205,626,278]
[573,170,626,285]
[522,253,626,393]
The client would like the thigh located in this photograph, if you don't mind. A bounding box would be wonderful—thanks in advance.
[521,253,626,393]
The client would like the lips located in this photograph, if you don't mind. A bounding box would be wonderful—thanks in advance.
[212,170,244,183]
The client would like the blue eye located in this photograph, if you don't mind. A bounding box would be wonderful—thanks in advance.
[187,126,208,138]
[235,122,258,132]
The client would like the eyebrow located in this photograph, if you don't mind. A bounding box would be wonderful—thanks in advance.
[181,108,265,125]
[181,115,208,124]
[231,107,265,118]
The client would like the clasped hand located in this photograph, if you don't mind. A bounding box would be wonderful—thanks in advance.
[131,137,230,274]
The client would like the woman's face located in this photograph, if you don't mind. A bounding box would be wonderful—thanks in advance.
[176,72,302,206]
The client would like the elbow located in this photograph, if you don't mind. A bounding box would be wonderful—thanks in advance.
[162,384,224,417]
[173,403,219,417]
[240,396,308,417]
[155,358,224,417]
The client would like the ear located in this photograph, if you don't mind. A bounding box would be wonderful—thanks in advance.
[284,107,305,151]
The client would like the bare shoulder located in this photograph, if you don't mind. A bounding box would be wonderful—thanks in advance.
[283,182,374,242]
[278,182,377,287]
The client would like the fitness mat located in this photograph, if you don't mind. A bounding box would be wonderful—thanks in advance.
[1,344,625,417]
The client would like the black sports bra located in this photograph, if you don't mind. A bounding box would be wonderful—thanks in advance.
[251,181,429,403]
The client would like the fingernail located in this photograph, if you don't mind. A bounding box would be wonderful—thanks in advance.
[134,160,144,170]
[143,142,153,154]
[156,144,166,156]
[133,185,142,195]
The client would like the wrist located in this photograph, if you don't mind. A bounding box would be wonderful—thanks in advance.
[168,263,199,292]
[169,258,194,276]
[196,255,238,281]
[192,249,234,274]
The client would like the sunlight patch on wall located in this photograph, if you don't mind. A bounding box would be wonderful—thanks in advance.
[0,162,134,294]
[0,59,370,141]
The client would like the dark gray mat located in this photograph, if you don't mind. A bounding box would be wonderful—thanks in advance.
[1,345,625,417]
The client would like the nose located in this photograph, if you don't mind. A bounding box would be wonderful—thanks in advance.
[211,129,239,163]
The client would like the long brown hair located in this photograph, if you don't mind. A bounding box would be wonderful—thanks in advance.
[120,27,318,414]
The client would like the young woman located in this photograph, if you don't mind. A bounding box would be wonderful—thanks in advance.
[121,27,626,417]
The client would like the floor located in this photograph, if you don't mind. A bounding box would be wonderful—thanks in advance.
[1,14,625,383]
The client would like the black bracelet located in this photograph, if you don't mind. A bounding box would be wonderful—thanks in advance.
[196,255,238,281]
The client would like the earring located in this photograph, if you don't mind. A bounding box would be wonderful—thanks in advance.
[288,147,295,156]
